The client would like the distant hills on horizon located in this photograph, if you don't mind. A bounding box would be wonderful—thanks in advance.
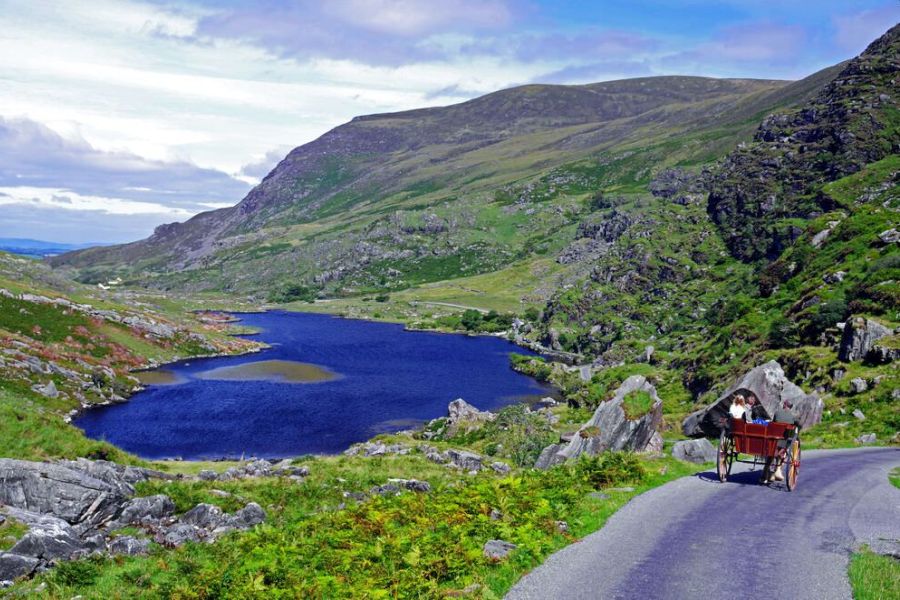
[0,238,110,258]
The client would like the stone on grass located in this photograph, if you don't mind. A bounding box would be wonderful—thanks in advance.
[180,504,224,530]
[671,439,718,464]
[852,409,866,421]
[839,317,891,362]
[489,462,511,475]
[850,378,868,394]
[483,539,517,561]
[115,494,175,526]
[855,433,877,445]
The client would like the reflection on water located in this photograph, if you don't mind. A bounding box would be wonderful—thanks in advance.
[194,359,339,383]
[134,369,184,386]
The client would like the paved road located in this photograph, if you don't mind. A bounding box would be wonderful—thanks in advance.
[507,447,900,600]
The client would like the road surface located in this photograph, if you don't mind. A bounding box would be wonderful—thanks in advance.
[506,447,899,600]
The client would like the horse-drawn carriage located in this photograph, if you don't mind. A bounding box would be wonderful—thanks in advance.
[716,417,801,490]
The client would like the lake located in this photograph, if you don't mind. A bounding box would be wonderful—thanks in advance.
[76,311,555,459]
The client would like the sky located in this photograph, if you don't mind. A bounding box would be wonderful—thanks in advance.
[0,0,897,244]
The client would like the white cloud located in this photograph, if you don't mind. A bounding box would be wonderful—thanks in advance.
[0,187,194,217]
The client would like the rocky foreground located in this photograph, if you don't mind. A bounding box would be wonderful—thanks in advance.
[0,458,294,587]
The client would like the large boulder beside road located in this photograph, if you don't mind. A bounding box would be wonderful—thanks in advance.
[535,376,663,469]
[682,361,822,438]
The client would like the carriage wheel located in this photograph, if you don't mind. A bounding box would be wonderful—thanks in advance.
[717,430,731,482]
[786,439,801,492]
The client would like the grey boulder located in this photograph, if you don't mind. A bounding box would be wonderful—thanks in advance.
[483,539,517,561]
[682,361,822,438]
[445,449,484,471]
[855,433,877,445]
[8,511,85,561]
[445,398,495,436]
[222,503,266,529]
[113,494,175,527]
[0,552,40,583]
[180,504,224,530]
[159,523,204,547]
[672,439,717,464]
[839,317,891,362]
[536,376,662,469]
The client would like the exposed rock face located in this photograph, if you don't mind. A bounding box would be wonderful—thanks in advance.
[838,317,891,362]
[672,439,717,464]
[108,536,151,556]
[855,433,877,445]
[111,495,176,528]
[420,446,486,472]
[682,361,823,437]
[535,376,663,469]
[0,459,133,527]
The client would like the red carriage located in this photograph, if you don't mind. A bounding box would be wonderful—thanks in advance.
[716,417,801,491]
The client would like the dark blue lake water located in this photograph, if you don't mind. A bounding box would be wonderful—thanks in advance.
[76,311,554,460]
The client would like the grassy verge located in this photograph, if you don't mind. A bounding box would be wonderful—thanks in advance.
[847,468,900,600]
[849,550,900,600]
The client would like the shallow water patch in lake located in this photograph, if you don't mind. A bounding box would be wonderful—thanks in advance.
[133,369,185,386]
[194,359,339,383]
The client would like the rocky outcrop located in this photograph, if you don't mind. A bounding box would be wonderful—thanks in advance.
[535,376,663,469]
[682,361,823,437]
[838,317,892,362]
[671,439,717,464]
[707,24,900,261]
[0,459,134,528]
[195,459,309,482]
[0,458,268,586]
[444,399,496,436]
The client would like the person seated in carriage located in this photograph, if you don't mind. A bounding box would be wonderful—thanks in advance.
[728,394,748,420]
[746,395,768,424]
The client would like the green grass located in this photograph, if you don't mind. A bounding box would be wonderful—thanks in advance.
[849,550,900,600]
[0,514,28,551]
[0,387,134,463]
[621,390,656,421]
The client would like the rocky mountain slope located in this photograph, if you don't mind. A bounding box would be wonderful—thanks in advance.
[51,72,837,298]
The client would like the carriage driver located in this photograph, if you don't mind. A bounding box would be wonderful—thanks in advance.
[766,400,800,483]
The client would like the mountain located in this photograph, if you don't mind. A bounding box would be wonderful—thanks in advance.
[50,72,837,294]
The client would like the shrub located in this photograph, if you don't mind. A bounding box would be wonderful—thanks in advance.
[51,557,103,587]
[574,452,646,489]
